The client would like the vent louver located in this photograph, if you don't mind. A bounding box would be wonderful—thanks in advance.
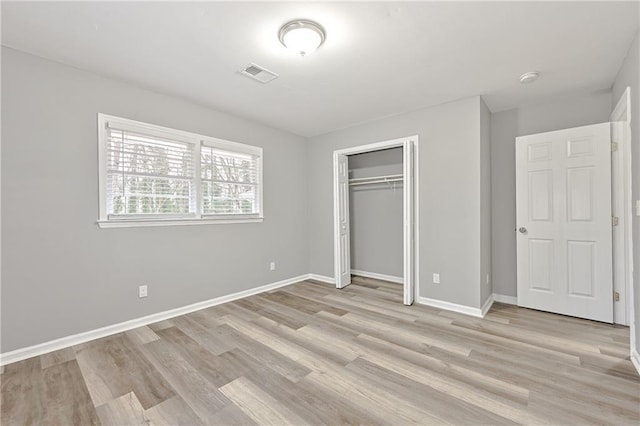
[239,63,279,84]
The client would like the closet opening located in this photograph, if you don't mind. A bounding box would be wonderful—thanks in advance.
[332,136,418,305]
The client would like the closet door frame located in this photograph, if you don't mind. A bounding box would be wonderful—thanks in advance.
[332,135,419,305]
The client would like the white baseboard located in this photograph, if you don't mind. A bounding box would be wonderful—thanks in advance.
[631,348,640,376]
[351,269,403,284]
[481,294,494,317]
[493,293,518,305]
[416,296,485,318]
[307,273,335,284]
[0,274,309,366]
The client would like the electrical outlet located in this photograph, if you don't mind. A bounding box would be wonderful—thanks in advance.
[433,273,440,284]
[270,262,276,271]
[139,285,148,298]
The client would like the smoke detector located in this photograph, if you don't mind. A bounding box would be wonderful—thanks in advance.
[239,63,279,84]
[519,71,540,84]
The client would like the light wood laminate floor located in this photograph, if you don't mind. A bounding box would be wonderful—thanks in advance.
[2,276,639,425]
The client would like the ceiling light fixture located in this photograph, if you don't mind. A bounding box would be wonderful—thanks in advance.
[519,71,540,84]
[279,20,326,57]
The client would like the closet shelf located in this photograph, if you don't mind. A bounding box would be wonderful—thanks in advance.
[349,174,403,187]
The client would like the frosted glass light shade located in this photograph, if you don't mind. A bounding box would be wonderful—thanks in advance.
[279,20,326,56]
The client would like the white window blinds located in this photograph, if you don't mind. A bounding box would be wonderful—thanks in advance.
[106,124,195,217]
[98,114,263,226]
[200,145,259,215]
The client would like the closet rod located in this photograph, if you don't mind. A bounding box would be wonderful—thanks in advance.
[349,174,403,186]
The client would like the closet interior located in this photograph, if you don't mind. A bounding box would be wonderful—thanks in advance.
[348,147,404,283]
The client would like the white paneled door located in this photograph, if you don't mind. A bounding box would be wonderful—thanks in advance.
[516,123,613,323]
[334,153,351,288]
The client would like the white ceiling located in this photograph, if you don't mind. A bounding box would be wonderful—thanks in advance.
[2,2,638,137]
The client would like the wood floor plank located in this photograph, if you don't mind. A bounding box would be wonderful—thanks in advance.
[147,319,174,332]
[39,347,76,370]
[302,368,444,424]
[185,309,226,329]
[468,346,640,401]
[74,334,175,409]
[1,358,45,425]
[184,328,236,357]
[345,357,517,425]
[209,324,312,382]
[41,360,99,425]
[96,392,146,426]
[144,395,205,426]
[451,316,606,355]
[154,326,245,387]
[225,357,384,425]
[200,403,258,426]
[528,380,640,422]
[414,316,584,365]
[219,376,307,425]
[276,287,349,316]
[234,298,303,328]
[254,316,359,365]
[2,277,638,425]
[137,335,230,422]
[350,336,535,424]
[317,309,471,357]
[416,343,640,413]
[124,325,160,346]
[353,332,530,404]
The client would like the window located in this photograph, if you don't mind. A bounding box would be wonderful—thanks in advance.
[98,114,263,228]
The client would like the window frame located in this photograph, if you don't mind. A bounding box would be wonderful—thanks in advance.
[97,113,263,228]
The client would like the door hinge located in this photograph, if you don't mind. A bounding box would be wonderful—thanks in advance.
[612,216,619,226]
[611,142,619,152]
[614,292,620,302]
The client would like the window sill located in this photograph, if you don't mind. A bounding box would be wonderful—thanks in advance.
[97,217,263,229]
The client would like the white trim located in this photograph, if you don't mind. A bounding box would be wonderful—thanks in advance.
[307,273,335,284]
[97,217,263,228]
[332,135,419,305]
[102,114,203,144]
[333,137,408,156]
[414,139,420,305]
[351,269,403,284]
[631,348,640,376]
[610,87,633,326]
[416,296,485,318]
[402,139,415,305]
[493,293,518,305]
[611,87,636,361]
[480,294,495,317]
[201,136,263,157]
[0,274,308,366]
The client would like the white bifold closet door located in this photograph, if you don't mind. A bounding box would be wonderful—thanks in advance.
[516,123,612,323]
[402,140,414,305]
[334,154,351,288]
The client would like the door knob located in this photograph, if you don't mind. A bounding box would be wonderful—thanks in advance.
[518,227,528,234]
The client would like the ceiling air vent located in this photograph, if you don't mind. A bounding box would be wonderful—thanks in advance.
[239,63,279,84]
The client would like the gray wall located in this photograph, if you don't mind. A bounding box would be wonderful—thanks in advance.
[490,90,613,297]
[490,109,518,298]
[612,31,640,356]
[0,48,309,352]
[480,98,492,305]
[349,148,403,278]
[308,97,487,309]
